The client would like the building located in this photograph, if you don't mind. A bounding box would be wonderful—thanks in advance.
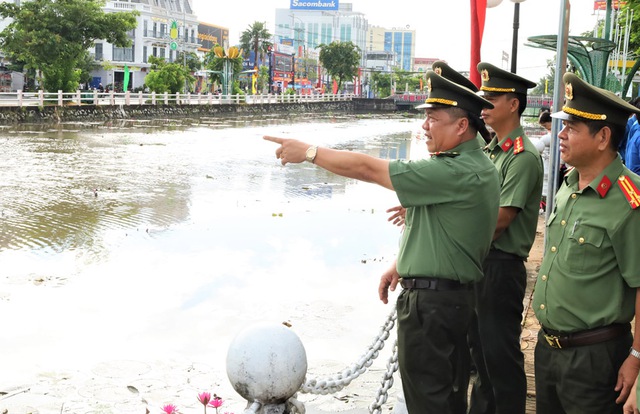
[274,2,368,64]
[197,22,229,53]
[413,57,439,73]
[90,0,200,91]
[366,25,415,72]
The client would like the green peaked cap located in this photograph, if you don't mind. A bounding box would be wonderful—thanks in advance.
[477,61,536,95]
[552,72,640,127]
[417,70,493,115]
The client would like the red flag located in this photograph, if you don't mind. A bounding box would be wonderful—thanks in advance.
[332,79,338,94]
[470,0,487,88]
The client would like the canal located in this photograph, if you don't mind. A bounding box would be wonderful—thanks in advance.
[0,113,423,413]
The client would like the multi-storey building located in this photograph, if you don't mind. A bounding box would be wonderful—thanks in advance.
[366,25,415,72]
[90,0,200,90]
[274,2,368,65]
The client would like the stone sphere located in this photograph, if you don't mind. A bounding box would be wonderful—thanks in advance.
[226,323,308,404]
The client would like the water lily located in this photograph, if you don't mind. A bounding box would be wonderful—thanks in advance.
[208,395,224,413]
[198,392,212,414]
[161,404,179,414]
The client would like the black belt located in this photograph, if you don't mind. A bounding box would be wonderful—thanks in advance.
[400,277,469,291]
[486,248,524,261]
[542,323,630,349]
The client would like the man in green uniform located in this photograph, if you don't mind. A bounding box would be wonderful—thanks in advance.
[533,72,640,414]
[264,71,500,413]
[467,62,543,414]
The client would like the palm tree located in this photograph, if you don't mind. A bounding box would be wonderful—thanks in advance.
[239,21,272,68]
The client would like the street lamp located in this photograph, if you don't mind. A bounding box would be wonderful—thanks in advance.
[510,0,527,74]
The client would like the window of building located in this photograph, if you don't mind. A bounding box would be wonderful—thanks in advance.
[160,23,166,38]
[152,46,157,57]
[95,43,103,60]
[160,48,166,59]
[143,46,147,63]
[113,45,134,62]
[153,22,158,38]
[143,20,148,37]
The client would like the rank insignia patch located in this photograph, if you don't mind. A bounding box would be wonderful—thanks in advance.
[513,136,524,154]
[618,175,640,209]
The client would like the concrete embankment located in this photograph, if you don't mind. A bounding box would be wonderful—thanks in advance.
[0,98,397,124]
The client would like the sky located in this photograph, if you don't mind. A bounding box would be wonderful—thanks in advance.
[191,0,610,83]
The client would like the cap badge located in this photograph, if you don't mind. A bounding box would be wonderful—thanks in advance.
[434,67,442,76]
[565,83,574,101]
[481,69,490,82]
[427,77,432,93]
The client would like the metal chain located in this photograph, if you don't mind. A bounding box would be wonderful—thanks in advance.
[368,338,399,414]
[299,308,397,395]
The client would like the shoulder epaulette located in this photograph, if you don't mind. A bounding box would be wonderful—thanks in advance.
[513,136,524,155]
[617,175,640,209]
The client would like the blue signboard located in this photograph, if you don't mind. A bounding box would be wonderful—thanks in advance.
[290,0,339,10]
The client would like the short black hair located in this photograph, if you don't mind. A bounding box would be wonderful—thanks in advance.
[505,92,527,116]
[539,110,552,124]
[584,120,624,151]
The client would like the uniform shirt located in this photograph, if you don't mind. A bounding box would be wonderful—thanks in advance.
[485,126,544,258]
[389,138,500,283]
[533,157,640,332]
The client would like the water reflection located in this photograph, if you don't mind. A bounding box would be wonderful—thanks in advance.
[0,113,420,257]
[0,113,427,412]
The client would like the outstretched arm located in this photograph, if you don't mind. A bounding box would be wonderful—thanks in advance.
[264,136,394,190]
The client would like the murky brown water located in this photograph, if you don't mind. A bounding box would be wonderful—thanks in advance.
[0,113,424,413]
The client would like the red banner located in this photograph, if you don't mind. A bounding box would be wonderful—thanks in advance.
[470,0,487,88]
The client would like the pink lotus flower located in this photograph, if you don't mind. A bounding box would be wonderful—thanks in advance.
[209,395,224,413]
[198,392,212,405]
[161,404,179,414]
[197,391,212,414]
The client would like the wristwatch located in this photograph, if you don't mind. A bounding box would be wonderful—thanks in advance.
[305,145,318,163]
[630,347,640,360]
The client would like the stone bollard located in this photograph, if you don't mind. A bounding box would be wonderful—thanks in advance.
[227,323,307,414]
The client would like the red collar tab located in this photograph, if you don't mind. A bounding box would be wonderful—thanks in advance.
[500,138,513,152]
[618,175,640,209]
[513,137,524,155]
[596,175,612,198]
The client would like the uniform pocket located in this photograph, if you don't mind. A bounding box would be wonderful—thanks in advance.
[565,224,606,273]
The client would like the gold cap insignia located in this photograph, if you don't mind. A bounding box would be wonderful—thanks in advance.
[434,67,442,76]
[565,83,574,100]
[427,77,432,92]
[481,69,490,82]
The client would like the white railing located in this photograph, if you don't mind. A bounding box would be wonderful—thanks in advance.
[0,90,356,108]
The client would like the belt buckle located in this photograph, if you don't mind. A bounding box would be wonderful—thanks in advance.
[544,334,563,349]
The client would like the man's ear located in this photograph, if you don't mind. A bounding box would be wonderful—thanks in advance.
[457,117,470,136]
[597,126,612,151]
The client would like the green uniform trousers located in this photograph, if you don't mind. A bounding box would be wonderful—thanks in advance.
[397,286,474,414]
[534,329,631,414]
[468,253,527,414]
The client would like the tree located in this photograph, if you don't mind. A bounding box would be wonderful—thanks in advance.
[176,52,202,75]
[318,41,361,92]
[239,22,272,68]
[144,56,193,94]
[0,0,138,92]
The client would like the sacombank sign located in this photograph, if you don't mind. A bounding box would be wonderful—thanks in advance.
[290,0,339,10]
